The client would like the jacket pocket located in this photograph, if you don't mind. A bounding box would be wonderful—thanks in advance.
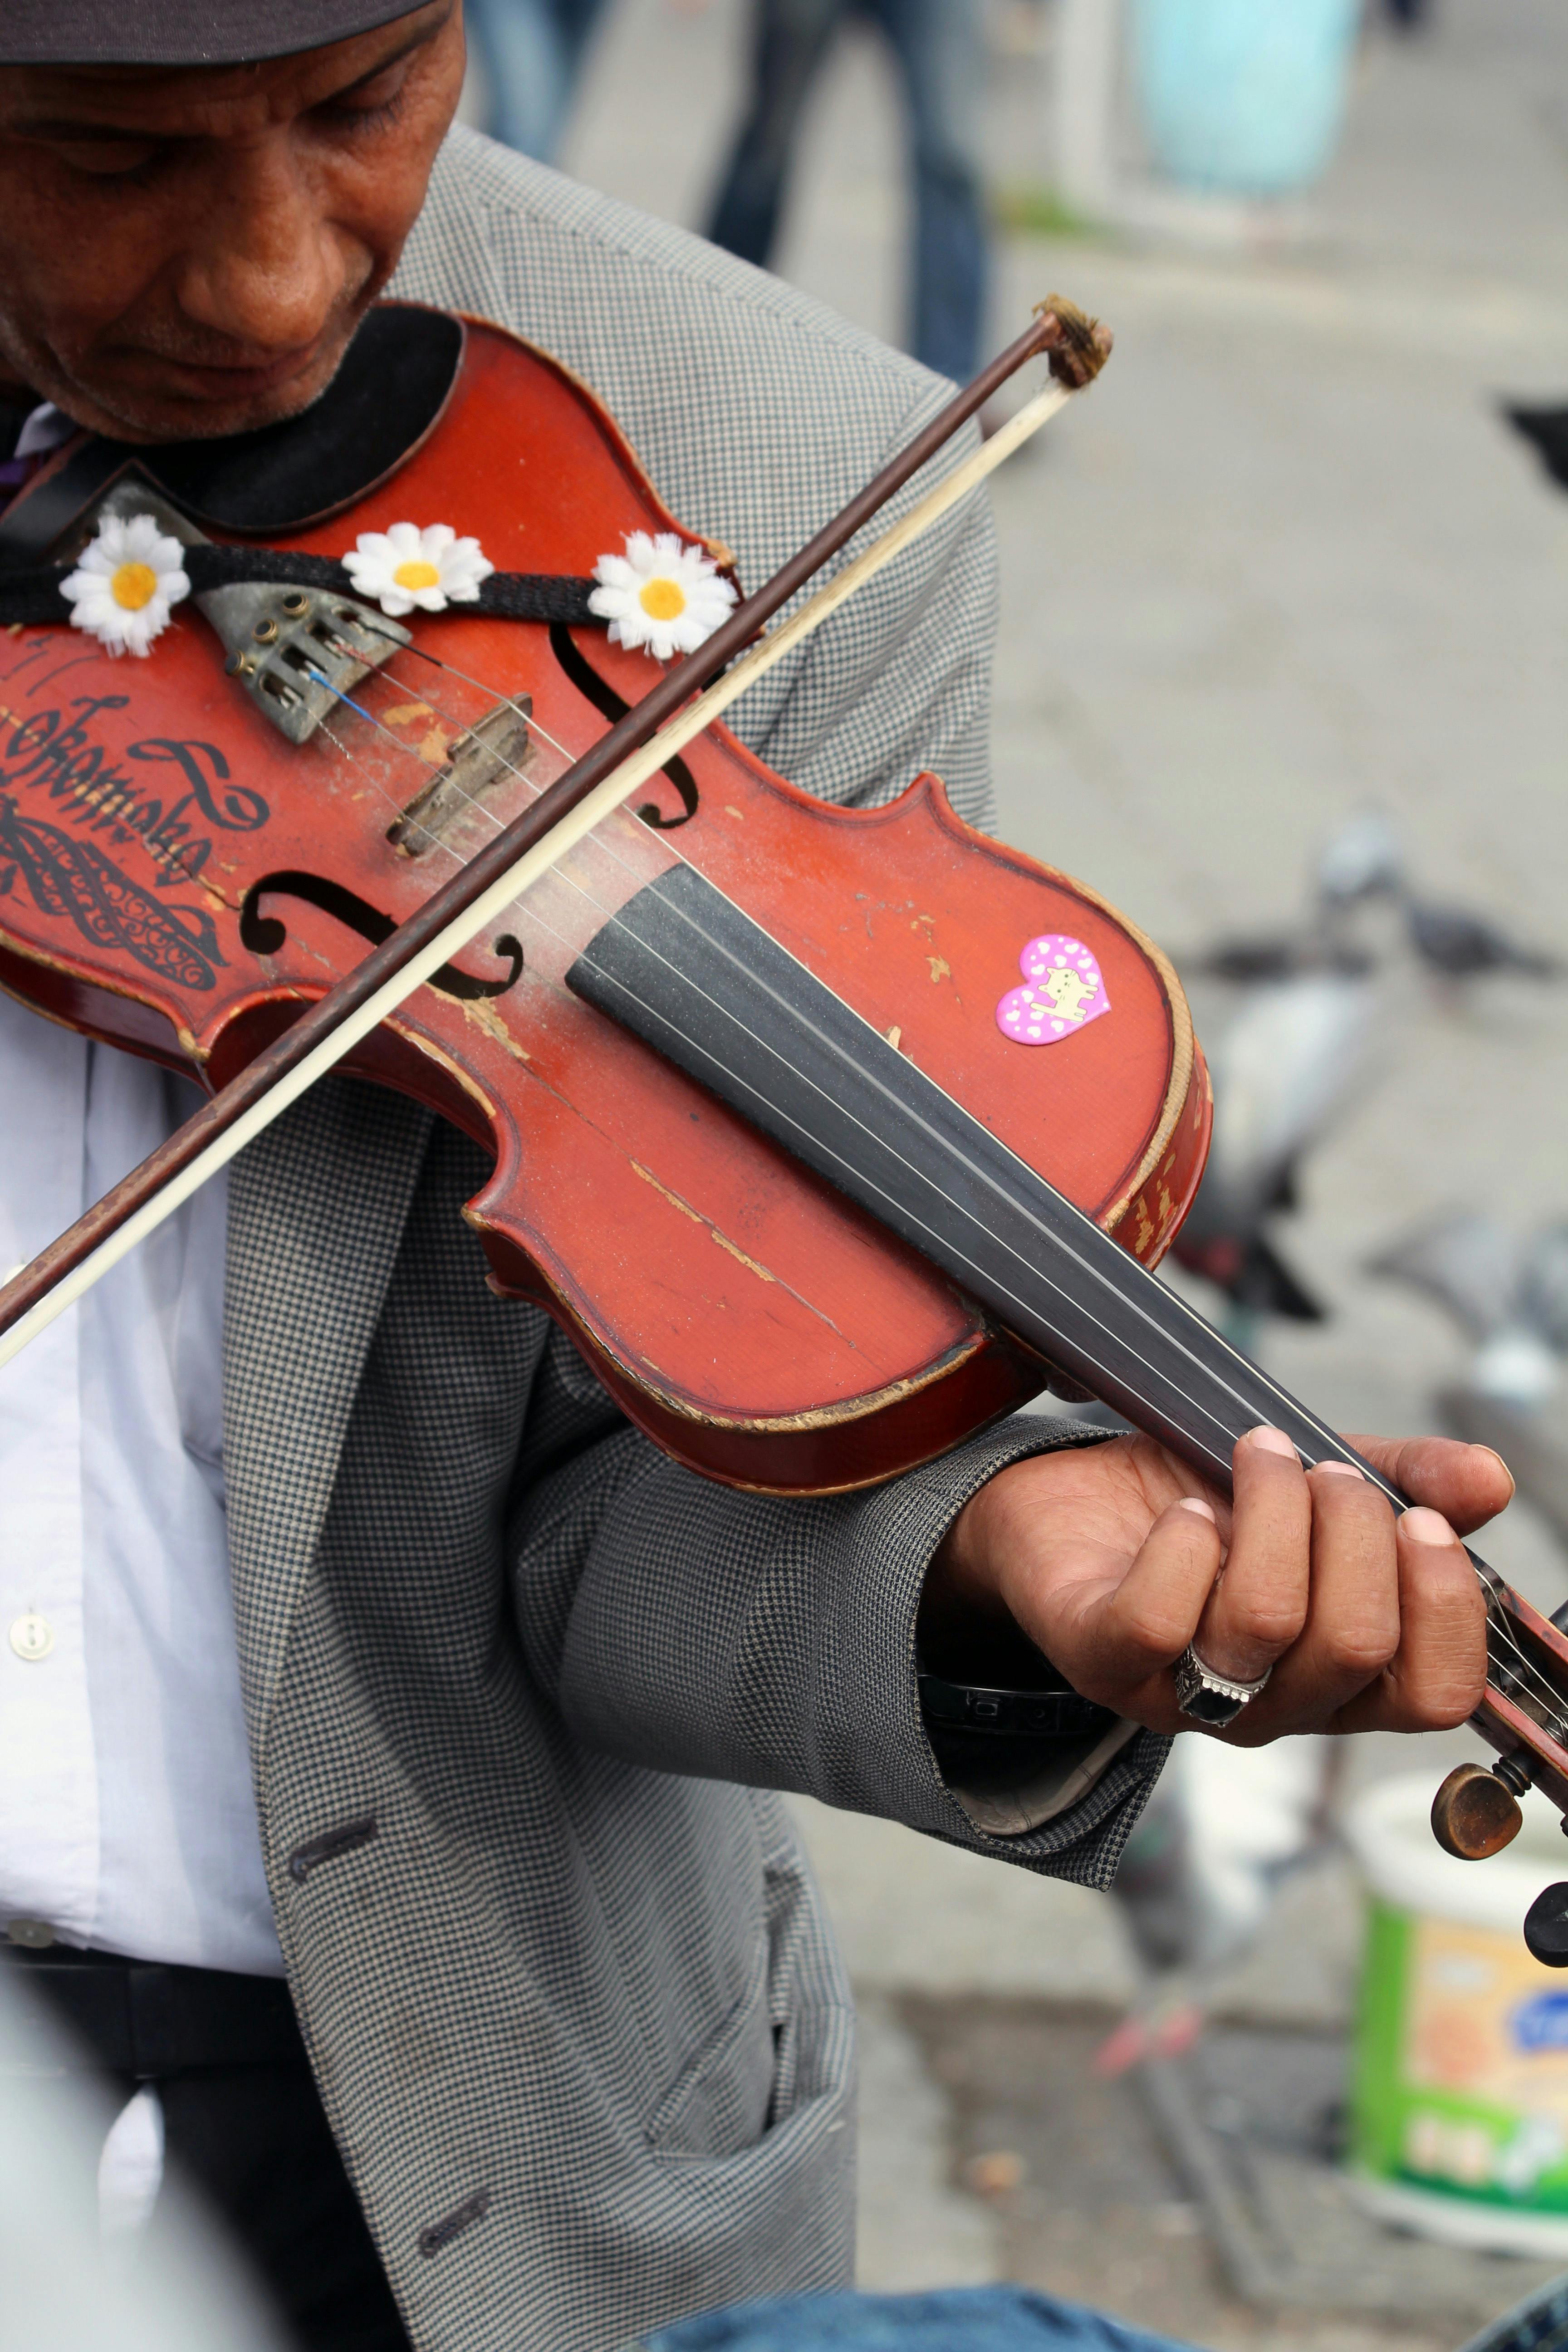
[644,1934,773,2161]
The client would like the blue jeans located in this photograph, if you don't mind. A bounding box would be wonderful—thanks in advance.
[465,0,609,162]
[706,0,990,384]
[639,2287,1197,2352]
[1456,2273,1568,2352]
[639,2276,1568,2352]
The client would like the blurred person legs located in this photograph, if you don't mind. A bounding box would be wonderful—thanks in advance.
[465,0,610,161]
[707,0,844,272]
[0,1969,286,2352]
[871,0,990,384]
[4,1942,409,2352]
[707,0,990,382]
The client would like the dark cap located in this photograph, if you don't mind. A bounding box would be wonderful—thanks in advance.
[0,1,434,68]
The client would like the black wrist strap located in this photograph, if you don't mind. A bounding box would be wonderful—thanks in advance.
[916,1672,1115,1740]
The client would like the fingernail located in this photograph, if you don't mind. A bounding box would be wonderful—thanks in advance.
[1315,1460,1363,1479]
[1402,1506,1455,1547]
[1244,1426,1298,1460]
[1477,1445,1517,1504]
[1176,1497,1217,1523]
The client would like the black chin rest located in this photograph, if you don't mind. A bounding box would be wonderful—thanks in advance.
[0,304,464,565]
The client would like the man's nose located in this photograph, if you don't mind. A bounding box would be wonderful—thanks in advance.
[172,140,346,354]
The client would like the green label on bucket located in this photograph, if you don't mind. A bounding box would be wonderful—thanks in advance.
[1351,1900,1568,2211]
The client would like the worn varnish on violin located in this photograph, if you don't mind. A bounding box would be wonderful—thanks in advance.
[0,303,1207,1491]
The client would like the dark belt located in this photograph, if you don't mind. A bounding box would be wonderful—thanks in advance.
[2,1942,302,2077]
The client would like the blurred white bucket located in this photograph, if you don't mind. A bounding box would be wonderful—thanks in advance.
[1344,1771,1568,2254]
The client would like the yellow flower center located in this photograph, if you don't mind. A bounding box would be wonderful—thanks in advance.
[110,561,159,612]
[638,577,686,622]
[393,559,442,592]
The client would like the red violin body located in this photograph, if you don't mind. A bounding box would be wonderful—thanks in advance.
[0,309,1210,1491]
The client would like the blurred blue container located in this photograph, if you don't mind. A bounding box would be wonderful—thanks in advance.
[1131,0,1360,197]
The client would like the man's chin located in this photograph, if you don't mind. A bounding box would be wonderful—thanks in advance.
[71,342,354,446]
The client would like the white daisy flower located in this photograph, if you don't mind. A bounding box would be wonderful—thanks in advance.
[589,531,737,662]
[60,512,191,658]
[343,521,494,617]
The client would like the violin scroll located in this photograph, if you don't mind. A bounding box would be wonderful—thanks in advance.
[1036,297,1113,390]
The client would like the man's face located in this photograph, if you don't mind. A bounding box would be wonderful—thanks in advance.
[0,3,465,443]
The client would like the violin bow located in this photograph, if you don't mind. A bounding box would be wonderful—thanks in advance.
[0,299,1111,1367]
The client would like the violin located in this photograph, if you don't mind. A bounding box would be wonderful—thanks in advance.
[1,298,1566,1949]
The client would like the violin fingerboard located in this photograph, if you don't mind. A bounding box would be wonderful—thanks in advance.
[568,864,1365,1495]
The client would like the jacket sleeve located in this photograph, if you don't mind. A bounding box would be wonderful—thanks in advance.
[507,1331,1167,1893]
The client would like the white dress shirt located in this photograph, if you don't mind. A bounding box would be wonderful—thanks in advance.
[0,993,281,1975]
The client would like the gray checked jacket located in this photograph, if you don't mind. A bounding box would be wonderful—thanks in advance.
[228,127,1165,2352]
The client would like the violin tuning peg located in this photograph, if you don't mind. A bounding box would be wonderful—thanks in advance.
[1525,1882,1568,1967]
[1431,1761,1525,1861]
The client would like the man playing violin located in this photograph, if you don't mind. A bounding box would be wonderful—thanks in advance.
[0,6,1506,2350]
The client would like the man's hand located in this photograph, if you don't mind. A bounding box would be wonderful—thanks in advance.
[922,1428,1509,1743]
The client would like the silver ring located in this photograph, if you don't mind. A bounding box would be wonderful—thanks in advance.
[1173,1644,1273,1728]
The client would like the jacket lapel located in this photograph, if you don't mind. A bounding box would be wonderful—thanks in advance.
[223,1077,433,1740]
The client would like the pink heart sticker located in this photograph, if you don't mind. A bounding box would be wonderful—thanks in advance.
[995,933,1110,1047]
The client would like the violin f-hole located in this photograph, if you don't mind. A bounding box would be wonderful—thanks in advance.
[548,622,699,829]
[240,870,523,1002]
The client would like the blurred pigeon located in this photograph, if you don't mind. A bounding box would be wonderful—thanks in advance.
[1368,1210,1561,1406]
[1105,1733,1333,2074]
[1173,971,1373,1327]
[1505,403,1568,496]
[1367,1210,1522,1345]
[1190,809,1398,985]
[1317,807,1403,910]
[1406,899,1560,982]
[1520,1225,1568,1357]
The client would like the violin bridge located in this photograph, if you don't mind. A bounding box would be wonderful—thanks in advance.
[387,704,535,857]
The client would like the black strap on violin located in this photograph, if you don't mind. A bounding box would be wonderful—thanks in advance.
[0,306,606,627]
[0,548,602,628]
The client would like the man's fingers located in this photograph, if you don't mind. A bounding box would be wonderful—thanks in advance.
[1331,1506,1489,1735]
[1188,1427,1311,1684]
[1078,1496,1222,1696]
[1346,1433,1514,1538]
[1225,1460,1401,1738]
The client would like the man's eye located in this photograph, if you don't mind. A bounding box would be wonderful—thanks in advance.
[49,140,162,179]
[321,67,411,129]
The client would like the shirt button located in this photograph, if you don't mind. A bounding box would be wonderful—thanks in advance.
[6,1919,55,1950]
[9,1613,54,1662]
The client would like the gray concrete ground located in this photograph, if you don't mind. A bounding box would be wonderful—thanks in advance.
[540,0,1568,2334]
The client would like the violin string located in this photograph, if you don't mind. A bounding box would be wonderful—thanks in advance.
[362,633,579,763]
[305,667,447,767]
[594,895,1568,1729]
[305,663,1495,1505]
[544,882,1568,1724]
[299,656,1560,1736]
[363,764,1562,1728]
[311,701,595,946]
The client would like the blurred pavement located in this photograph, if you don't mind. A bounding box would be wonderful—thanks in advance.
[550,0,1568,2332]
